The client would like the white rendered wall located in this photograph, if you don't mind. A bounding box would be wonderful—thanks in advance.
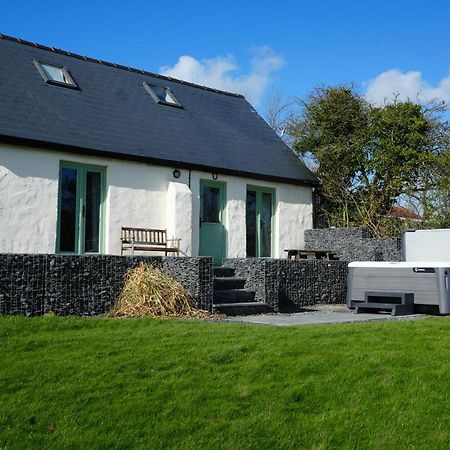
[276,184,313,256]
[166,182,193,256]
[105,158,168,255]
[0,145,59,253]
[0,144,313,257]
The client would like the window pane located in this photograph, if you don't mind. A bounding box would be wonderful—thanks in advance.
[153,86,176,104]
[59,168,77,252]
[42,64,66,83]
[84,171,101,253]
[260,192,272,257]
[163,90,177,103]
[202,186,220,223]
[246,190,257,257]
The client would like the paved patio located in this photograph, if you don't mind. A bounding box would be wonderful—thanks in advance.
[226,304,428,326]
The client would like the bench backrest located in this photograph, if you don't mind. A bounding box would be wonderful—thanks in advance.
[121,227,167,246]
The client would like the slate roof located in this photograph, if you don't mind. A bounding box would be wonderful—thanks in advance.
[0,34,318,186]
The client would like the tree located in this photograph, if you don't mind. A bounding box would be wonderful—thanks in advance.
[403,108,450,229]
[264,93,297,146]
[284,85,450,236]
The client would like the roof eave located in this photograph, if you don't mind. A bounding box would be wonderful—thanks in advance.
[0,134,320,187]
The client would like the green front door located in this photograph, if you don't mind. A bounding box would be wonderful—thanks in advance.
[199,180,226,264]
[56,162,106,254]
[246,186,275,257]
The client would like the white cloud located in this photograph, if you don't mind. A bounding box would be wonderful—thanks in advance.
[365,69,450,105]
[159,46,284,106]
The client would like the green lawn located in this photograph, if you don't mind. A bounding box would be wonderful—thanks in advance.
[1,317,450,449]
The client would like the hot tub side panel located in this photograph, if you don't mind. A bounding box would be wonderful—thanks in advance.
[348,266,448,312]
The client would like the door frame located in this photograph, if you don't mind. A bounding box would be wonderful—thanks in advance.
[56,161,106,254]
[246,185,276,257]
[199,179,227,262]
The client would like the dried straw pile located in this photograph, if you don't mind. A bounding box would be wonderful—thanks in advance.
[109,262,212,318]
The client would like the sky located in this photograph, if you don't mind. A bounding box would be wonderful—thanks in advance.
[2,0,450,115]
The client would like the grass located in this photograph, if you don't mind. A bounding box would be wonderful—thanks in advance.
[1,317,450,449]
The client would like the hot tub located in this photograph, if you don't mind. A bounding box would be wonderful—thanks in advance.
[347,261,450,315]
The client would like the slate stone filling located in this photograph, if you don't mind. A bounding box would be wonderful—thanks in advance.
[222,258,348,312]
[304,227,402,262]
[0,254,213,316]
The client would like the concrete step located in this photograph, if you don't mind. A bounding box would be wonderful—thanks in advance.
[214,267,236,278]
[213,302,273,316]
[213,288,256,304]
[355,302,414,317]
[214,277,247,290]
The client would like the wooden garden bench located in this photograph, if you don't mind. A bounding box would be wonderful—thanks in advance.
[120,227,180,256]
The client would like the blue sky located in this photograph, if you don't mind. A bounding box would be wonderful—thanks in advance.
[2,0,450,113]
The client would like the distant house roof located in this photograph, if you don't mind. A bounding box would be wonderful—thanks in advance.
[0,34,318,186]
[387,206,422,221]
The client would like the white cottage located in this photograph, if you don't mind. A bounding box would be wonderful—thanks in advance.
[0,34,318,261]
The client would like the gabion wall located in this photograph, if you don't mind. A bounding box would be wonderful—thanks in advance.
[223,258,348,312]
[0,254,213,316]
[304,227,402,262]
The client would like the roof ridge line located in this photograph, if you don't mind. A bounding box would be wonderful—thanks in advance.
[0,33,245,99]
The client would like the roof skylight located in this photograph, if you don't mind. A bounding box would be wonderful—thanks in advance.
[143,82,182,108]
[34,60,78,88]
